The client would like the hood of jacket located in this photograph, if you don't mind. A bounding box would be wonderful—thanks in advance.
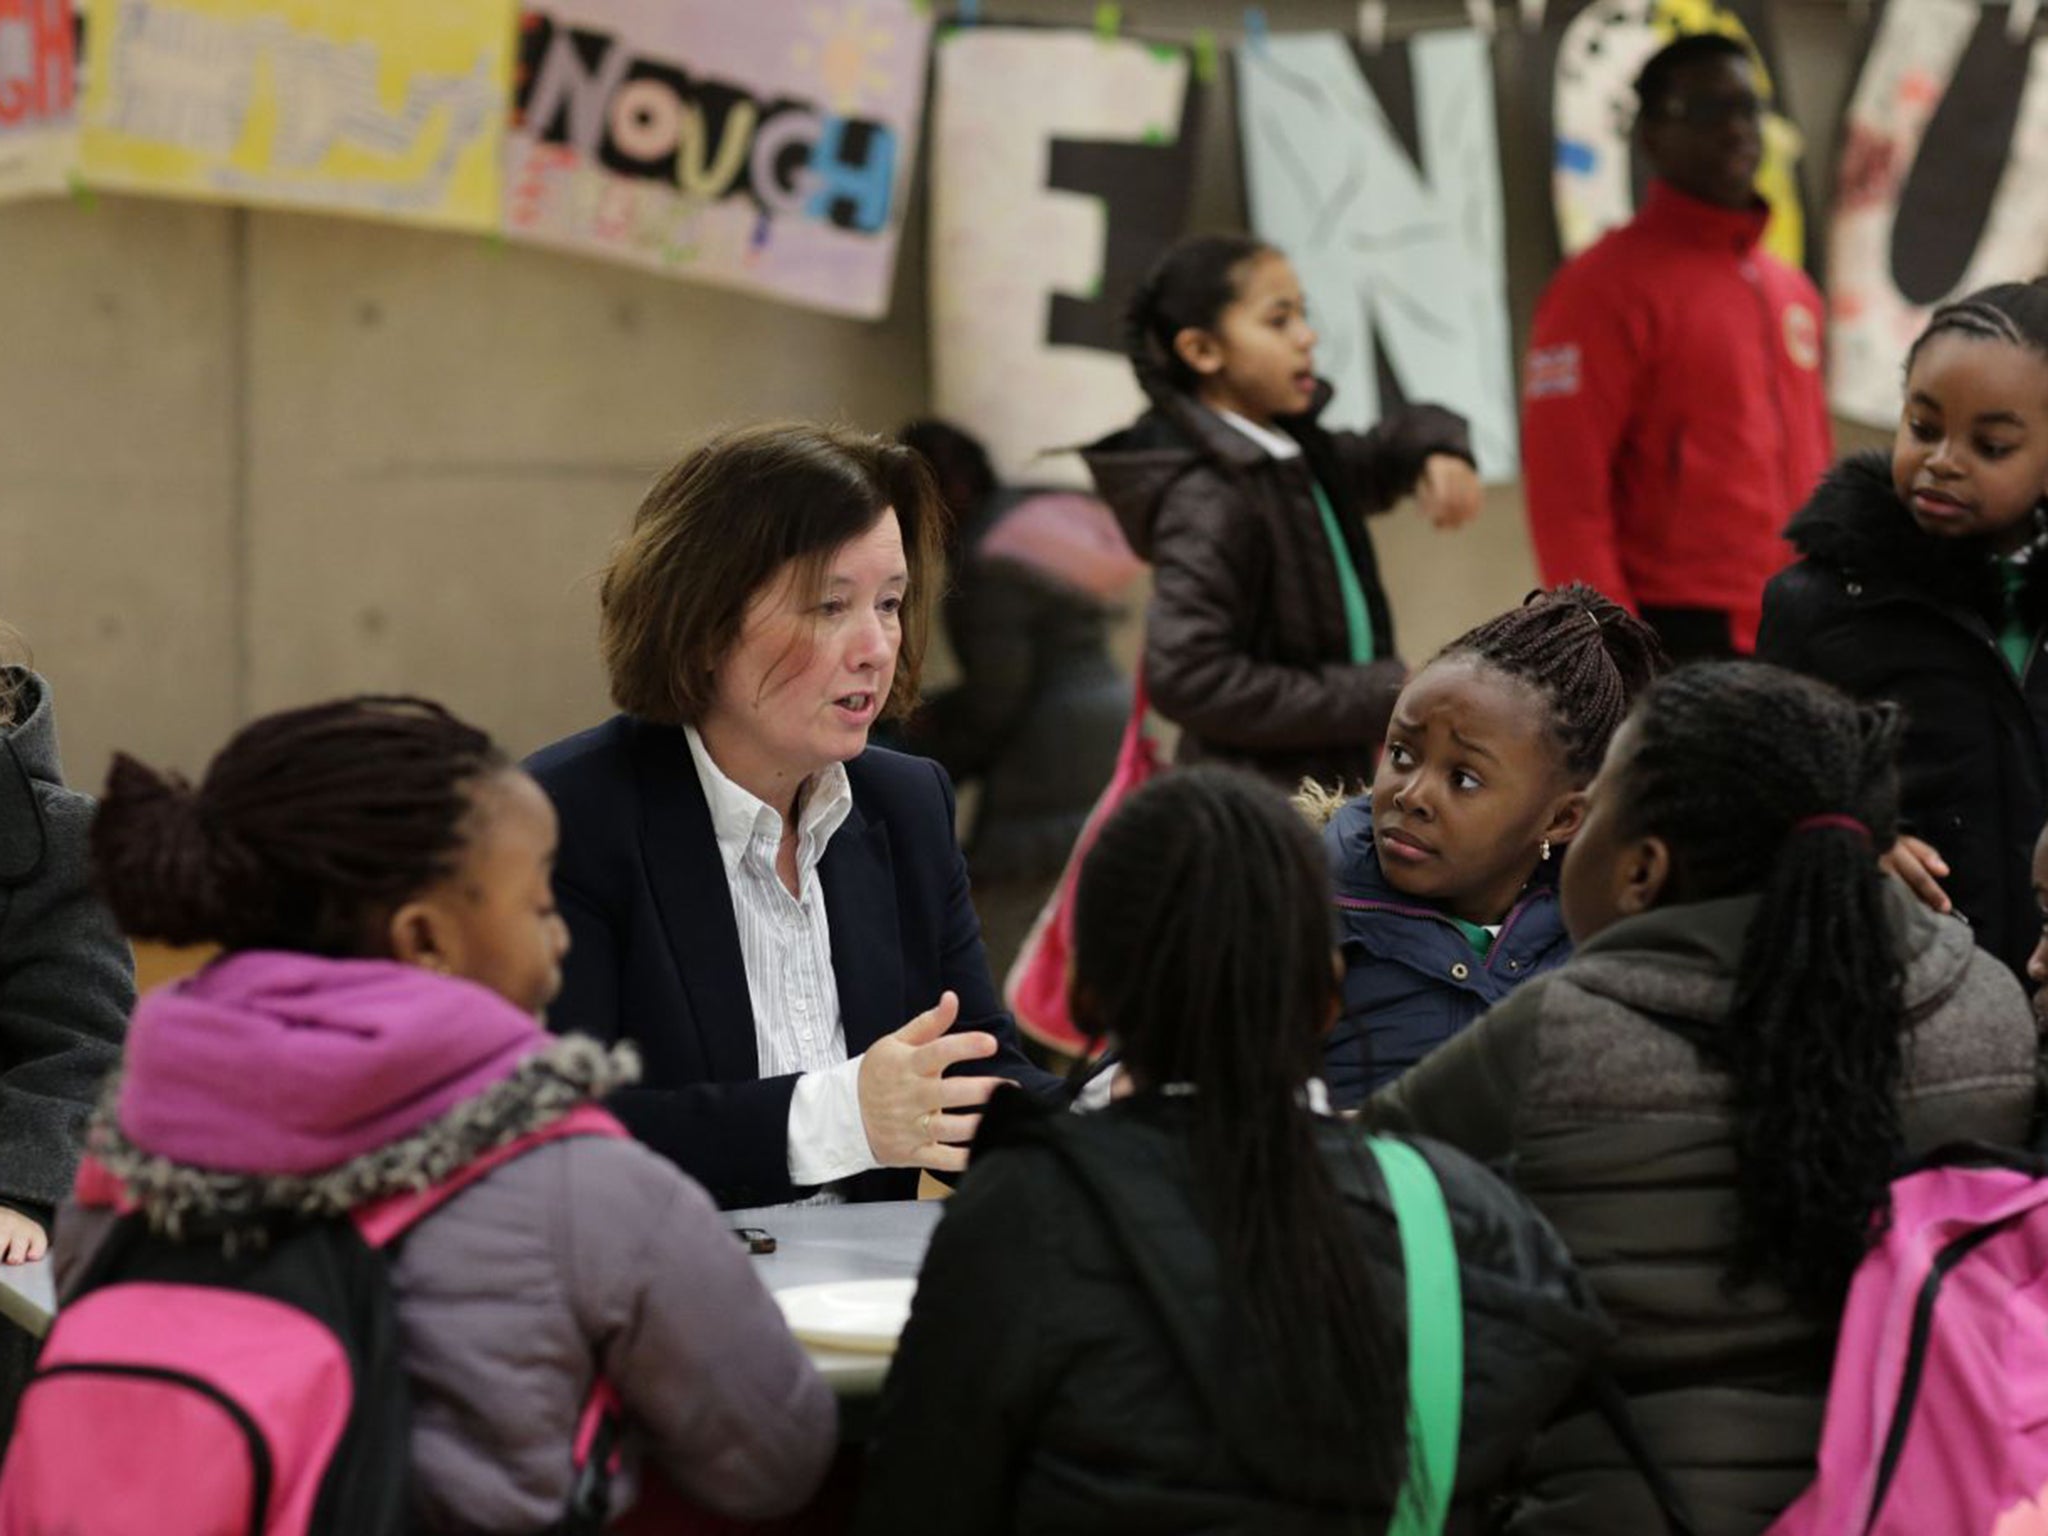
[1785,450,2048,632]
[93,950,637,1234]
[0,668,64,886]
[1561,880,1980,1029]
[1081,383,1334,560]
[0,668,62,786]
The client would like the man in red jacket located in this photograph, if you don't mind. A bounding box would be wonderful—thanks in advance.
[1521,33,1832,661]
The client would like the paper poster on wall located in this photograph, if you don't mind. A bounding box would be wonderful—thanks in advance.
[505,0,930,320]
[0,0,77,201]
[1828,0,2048,426]
[1238,29,1516,481]
[78,0,510,231]
[1536,0,1809,271]
[929,27,1202,484]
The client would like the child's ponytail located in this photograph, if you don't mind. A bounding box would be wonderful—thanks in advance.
[92,754,239,947]
[1618,665,1907,1318]
[91,697,508,959]
[1123,233,1273,405]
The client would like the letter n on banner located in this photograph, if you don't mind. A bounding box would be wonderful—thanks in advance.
[928,27,1203,484]
[1828,0,2048,427]
[1238,29,1516,480]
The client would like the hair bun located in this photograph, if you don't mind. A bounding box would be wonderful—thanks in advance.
[92,753,232,946]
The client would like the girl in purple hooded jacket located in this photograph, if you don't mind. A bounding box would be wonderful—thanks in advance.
[47,698,835,1533]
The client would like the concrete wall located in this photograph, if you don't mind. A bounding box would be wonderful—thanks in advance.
[2,1,1875,791]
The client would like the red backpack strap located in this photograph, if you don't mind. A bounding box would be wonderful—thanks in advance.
[352,1103,628,1250]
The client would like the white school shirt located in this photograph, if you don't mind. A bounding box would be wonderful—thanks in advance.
[684,727,877,1201]
[1214,407,1303,461]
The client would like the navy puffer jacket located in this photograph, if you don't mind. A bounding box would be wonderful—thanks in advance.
[1322,798,1570,1107]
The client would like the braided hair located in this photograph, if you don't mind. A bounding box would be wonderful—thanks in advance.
[1437,584,1667,782]
[1906,280,2048,373]
[1073,765,1407,1508]
[1123,233,1275,404]
[1612,662,1907,1318]
[92,696,509,956]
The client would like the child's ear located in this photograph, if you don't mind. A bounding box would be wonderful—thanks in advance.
[1616,835,1673,916]
[1543,789,1589,849]
[386,898,455,976]
[1172,325,1226,379]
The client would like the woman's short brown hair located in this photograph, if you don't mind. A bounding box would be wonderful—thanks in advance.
[600,422,948,726]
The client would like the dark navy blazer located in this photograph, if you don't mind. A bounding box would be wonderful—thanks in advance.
[526,715,1059,1209]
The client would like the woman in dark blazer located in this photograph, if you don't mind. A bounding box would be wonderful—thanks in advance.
[527,423,1058,1210]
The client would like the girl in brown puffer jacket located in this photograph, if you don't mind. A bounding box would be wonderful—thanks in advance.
[1081,232,1479,791]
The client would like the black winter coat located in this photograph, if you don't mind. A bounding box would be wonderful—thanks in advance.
[1082,386,1470,791]
[855,1091,1610,1536]
[1758,451,2048,978]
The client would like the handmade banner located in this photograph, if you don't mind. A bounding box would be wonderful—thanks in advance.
[1828,0,2048,426]
[929,26,1203,483]
[1239,29,1516,481]
[506,0,930,320]
[0,0,77,200]
[1537,0,1808,271]
[78,0,511,230]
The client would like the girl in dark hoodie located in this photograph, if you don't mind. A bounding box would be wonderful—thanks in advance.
[1760,280,2048,979]
[1081,233,1480,791]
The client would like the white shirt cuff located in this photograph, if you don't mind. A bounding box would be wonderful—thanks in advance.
[787,1056,880,1187]
[1072,1062,1121,1112]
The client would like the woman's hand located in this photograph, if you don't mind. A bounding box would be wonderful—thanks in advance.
[1882,834,1952,914]
[858,991,1007,1172]
[1414,453,1482,530]
[0,1208,47,1265]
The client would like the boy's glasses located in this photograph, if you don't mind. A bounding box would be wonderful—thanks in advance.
[1654,93,1765,129]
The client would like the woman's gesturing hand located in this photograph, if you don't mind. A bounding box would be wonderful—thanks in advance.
[858,990,1008,1172]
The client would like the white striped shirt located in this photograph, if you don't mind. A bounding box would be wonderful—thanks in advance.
[684,728,876,1203]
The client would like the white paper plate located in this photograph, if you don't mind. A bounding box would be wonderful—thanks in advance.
[774,1279,918,1354]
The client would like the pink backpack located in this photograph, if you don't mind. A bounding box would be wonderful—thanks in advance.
[1762,1145,2048,1536]
[0,1103,628,1536]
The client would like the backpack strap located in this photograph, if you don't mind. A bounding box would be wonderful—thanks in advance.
[1364,1137,1463,1536]
[352,1102,628,1249]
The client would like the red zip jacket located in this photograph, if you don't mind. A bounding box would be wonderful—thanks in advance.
[1521,181,1833,652]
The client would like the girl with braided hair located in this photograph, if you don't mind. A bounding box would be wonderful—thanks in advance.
[1309,584,1664,1104]
[43,697,834,1531]
[1080,233,1481,789]
[1761,279,2048,980]
[1374,662,2039,1536]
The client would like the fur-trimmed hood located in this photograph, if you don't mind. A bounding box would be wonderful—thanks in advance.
[1785,449,2048,633]
[92,951,638,1235]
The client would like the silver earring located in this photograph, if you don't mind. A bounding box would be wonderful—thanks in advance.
[1540,838,1552,862]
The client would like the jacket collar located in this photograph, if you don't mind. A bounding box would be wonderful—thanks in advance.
[1786,449,2048,631]
[1081,382,1334,558]
[1636,178,1772,256]
[1324,798,1566,965]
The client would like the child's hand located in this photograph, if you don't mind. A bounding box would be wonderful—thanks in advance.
[1881,834,1952,915]
[1415,453,1481,530]
[0,1208,48,1265]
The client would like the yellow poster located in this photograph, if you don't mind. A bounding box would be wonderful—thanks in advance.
[80,0,512,231]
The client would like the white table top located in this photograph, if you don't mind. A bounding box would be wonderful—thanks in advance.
[727,1198,943,1398]
[0,1257,53,1338]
